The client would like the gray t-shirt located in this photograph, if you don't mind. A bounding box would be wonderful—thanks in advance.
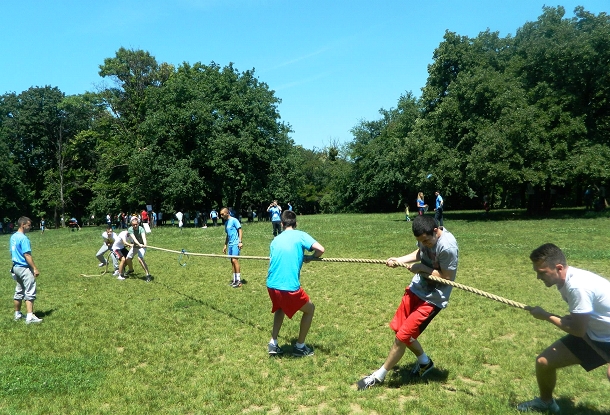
[409,228,459,308]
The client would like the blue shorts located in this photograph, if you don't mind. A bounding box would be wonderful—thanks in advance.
[227,245,240,257]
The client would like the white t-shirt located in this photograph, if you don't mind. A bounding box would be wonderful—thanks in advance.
[111,230,131,251]
[102,231,117,245]
[559,266,610,342]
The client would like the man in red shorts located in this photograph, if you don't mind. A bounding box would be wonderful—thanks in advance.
[266,210,325,357]
[357,215,459,389]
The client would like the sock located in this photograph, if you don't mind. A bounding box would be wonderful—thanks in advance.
[233,273,237,282]
[15,311,21,317]
[236,273,241,282]
[269,338,277,346]
[373,366,388,381]
[417,353,430,365]
[295,342,305,349]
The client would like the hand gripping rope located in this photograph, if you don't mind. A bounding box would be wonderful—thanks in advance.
[142,244,610,363]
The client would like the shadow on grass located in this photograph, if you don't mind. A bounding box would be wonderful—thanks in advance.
[36,309,56,319]
[385,364,449,388]
[156,281,266,333]
[553,398,610,415]
[506,398,610,415]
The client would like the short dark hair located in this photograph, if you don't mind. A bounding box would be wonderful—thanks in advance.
[281,210,297,228]
[411,215,436,237]
[530,243,567,267]
[18,216,32,227]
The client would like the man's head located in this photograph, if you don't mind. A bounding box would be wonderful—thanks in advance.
[411,215,439,248]
[220,208,230,220]
[281,210,297,229]
[131,217,140,228]
[106,224,113,233]
[529,243,567,287]
[18,216,32,232]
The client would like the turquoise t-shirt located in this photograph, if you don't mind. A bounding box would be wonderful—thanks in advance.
[266,229,317,291]
[10,232,31,267]
[269,206,281,222]
[224,217,242,246]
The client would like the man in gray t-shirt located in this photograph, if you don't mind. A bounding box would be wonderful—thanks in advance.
[357,215,458,390]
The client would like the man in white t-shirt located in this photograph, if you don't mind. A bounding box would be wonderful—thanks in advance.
[96,225,120,276]
[111,229,134,280]
[517,243,610,414]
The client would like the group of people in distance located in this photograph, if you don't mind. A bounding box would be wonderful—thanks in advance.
[96,215,151,282]
[8,201,610,414]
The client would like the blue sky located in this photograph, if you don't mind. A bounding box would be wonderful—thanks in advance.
[1,1,607,150]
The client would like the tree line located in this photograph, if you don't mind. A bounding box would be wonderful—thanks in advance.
[1,6,608,226]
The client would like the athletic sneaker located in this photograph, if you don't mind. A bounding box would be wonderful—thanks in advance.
[145,275,152,283]
[25,315,43,324]
[112,270,120,276]
[292,344,314,357]
[14,312,23,321]
[117,275,126,280]
[231,281,242,288]
[98,262,105,267]
[268,343,284,356]
[411,359,435,377]
[517,397,560,414]
[357,374,384,390]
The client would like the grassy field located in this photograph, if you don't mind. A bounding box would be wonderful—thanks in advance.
[1,210,609,415]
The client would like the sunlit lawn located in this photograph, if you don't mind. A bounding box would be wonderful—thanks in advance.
[0,209,609,414]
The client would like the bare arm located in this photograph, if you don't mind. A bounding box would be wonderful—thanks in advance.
[304,242,325,261]
[526,307,590,337]
[237,228,243,248]
[386,249,420,268]
[24,253,39,277]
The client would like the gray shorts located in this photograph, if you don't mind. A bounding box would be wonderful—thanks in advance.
[12,265,37,301]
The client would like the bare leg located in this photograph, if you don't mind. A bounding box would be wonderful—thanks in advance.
[382,338,424,370]
[231,258,240,274]
[536,339,581,401]
[297,301,315,344]
[272,309,285,340]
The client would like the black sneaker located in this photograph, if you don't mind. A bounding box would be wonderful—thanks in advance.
[357,374,384,390]
[411,359,434,377]
[231,281,242,288]
[292,344,314,357]
[145,275,152,282]
[268,343,284,356]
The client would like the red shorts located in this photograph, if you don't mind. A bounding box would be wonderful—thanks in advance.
[390,288,441,344]
[267,287,310,319]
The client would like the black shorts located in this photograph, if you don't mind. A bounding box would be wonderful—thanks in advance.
[114,248,129,259]
[560,334,610,371]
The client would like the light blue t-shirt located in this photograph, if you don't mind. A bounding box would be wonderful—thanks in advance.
[224,217,242,246]
[436,194,443,209]
[269,206,281,222]
[10,231,31,267]
[267,229,317,291]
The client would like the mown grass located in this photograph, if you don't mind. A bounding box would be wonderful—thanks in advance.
[0,210,609,414]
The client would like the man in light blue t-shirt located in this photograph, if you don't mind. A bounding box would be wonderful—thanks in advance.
[9,216,43,324]
[266,210,325,357]
[221,207,243,287]
[267,200,282,237]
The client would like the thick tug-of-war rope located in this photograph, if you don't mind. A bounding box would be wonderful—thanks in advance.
[145,245,525,307]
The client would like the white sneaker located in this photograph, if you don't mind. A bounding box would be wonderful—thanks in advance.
[98,262,105,267]
[112,270,120,276]
[26,315,43,324]
[14,312,23,321]
[117,275,126,280]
